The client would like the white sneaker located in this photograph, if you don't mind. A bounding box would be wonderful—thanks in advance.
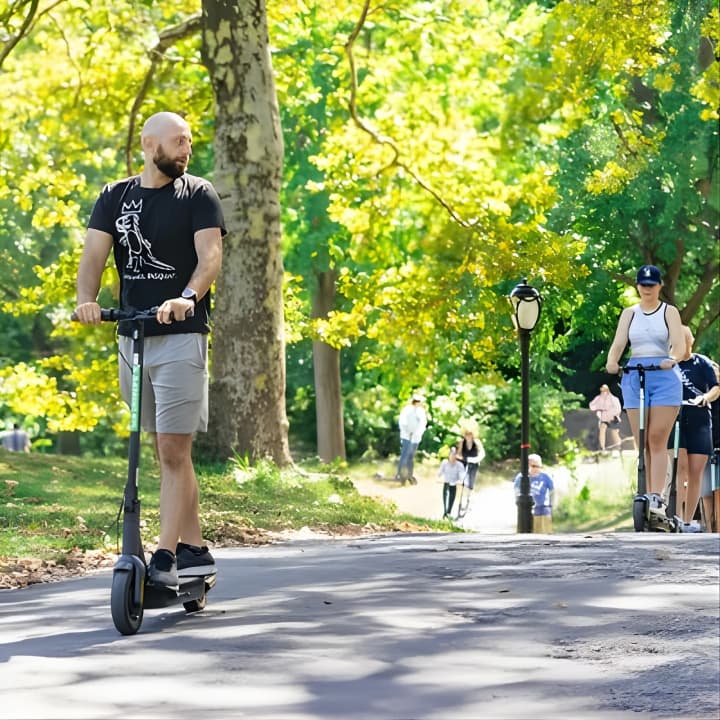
[648,494,666,513]
[679,521,703,533]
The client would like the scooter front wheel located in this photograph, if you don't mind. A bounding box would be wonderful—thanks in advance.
[111,569,144,635]
[633,497,648,532]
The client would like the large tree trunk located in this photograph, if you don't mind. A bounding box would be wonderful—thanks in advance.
[200,0,291,465]
[312,270,346,462]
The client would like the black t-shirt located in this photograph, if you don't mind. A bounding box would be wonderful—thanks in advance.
[88,174,226,336]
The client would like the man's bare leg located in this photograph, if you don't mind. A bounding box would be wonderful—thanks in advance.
[155,432,203,551]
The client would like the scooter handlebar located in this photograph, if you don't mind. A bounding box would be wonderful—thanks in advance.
[70,307,160,322]
[622,364,666,373]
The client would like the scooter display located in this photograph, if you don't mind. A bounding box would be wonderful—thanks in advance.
[75,307,216,635]
[624,364,679,533]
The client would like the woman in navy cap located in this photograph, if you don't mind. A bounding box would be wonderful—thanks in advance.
[605,265,684,500]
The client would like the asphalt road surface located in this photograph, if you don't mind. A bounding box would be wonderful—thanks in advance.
[1,533,718,719]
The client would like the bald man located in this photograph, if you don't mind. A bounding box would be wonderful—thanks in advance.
[75,111,226,587]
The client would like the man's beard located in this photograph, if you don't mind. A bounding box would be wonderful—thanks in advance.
[153,145,186,179]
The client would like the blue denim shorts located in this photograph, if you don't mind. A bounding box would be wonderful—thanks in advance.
[621,357,682,409]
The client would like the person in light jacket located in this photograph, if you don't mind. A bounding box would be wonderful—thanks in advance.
[395,393,428,485]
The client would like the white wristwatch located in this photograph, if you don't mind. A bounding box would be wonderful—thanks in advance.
[181,287,198,306]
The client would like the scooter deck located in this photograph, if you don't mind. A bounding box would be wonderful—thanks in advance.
[144,572,216,610]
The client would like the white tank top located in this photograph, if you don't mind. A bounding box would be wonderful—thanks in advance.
[628,303,669,357]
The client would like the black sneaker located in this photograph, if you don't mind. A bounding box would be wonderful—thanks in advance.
[176,542,216,577]
[147,549,178,589]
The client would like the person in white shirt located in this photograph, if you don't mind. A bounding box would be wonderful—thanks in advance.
[439,446,465,518]
[394,393,428,485]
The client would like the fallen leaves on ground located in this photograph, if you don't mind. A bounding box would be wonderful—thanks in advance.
[0,522,431,591]
[0,548,116,590]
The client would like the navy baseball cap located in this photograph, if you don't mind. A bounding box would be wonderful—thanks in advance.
[636,265,662,286]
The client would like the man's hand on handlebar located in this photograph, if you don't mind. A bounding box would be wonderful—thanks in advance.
[73,301,102,324]
[156,297,195,324]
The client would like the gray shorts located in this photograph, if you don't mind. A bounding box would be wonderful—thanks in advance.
[119,334,208,434]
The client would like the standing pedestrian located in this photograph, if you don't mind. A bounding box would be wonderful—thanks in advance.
[439,446,465,519]
[458,426,485,490]
[513,453,555,533]
[1,423,30,452]
[589,384,623,453]
[700,360,720,531]
[605,265,684,500]
[395,393,427,485]
[74,111,225,589]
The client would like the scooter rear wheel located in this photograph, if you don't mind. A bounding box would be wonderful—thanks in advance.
[633,498,647,532]
[183,590,207,614]
[111,569,144,635]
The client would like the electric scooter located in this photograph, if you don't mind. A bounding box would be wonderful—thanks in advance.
[74,307,216,635]
[455,455,481,520]
[455,474,469,520]
[624,364,679,533]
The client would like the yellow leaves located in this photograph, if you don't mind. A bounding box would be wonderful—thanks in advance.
[31,200,82,230]
[691,57,720,121]
[313,312,359,349]
[585,161,631,195]
[652,73,675,93]
[329,199,371,234]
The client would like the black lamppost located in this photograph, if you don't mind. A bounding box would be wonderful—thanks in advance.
[509,279,542,534]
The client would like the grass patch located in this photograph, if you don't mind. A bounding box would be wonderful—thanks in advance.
[553,458,637,532]
[0,450,445,563]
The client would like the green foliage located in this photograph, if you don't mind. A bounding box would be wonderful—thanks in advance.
[0,0,717,460]
[483,381,583,463]
[554,476,635,532]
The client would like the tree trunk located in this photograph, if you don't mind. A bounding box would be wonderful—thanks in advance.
[200,0,291,465]
[312,270,345,462]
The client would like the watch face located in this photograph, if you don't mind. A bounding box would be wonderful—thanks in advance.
[182,288,197,301]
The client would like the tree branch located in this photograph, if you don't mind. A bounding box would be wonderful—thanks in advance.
[679,257,720,325]
[125,13,203,175]
[0,0,39,69]
[344,1,478,229]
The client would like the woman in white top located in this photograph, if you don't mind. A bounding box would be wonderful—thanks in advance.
[606,265,683,497]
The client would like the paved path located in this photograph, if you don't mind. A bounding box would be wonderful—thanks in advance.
[1,533,718,719]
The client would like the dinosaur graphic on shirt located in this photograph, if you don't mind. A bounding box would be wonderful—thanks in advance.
[116,199,175,275]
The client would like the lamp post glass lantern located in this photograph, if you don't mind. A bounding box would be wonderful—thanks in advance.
[509,279,542,534]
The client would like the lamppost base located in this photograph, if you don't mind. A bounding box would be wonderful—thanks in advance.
[516,496,534,533]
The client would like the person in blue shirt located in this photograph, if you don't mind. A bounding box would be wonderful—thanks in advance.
[514,453,555,533]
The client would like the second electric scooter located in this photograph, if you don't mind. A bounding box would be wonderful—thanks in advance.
[624,364,679,533]
[76,307,216,635]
